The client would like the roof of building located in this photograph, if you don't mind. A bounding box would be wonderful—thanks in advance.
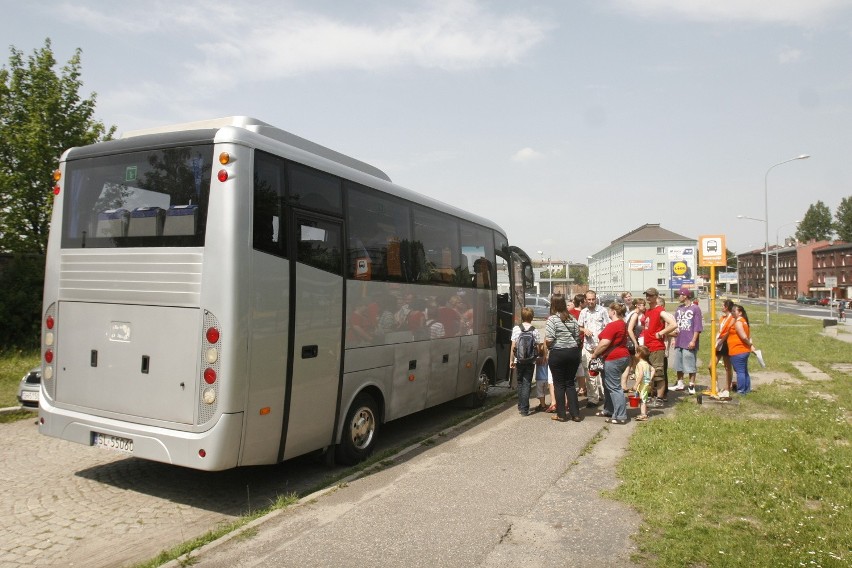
[610,223,693,245]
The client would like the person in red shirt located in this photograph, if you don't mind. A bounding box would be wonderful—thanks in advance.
[641,288,677,407]
[591,302,632,423]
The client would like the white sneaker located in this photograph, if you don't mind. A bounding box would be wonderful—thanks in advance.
[687,384,696,395]
[719,390,730,398]
[672,381,685,391]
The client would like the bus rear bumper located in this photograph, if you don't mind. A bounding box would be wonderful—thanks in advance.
[38,399,244,471]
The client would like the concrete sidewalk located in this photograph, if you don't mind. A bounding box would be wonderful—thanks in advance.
[170,322,852,568]
[167,389,648,568]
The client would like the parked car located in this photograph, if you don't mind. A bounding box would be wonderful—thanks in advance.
[796,296,819,305]
[17,367,41,408]
[818,298,830,306]
[747,292,758,298]
[524,295,551,318]
[599,295,618,307]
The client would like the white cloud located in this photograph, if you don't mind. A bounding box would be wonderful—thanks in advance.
[778,46,803,63]
[511,147,542,163]
[189,3,550,83]
[607,0,850,26]
[59,1,551,83]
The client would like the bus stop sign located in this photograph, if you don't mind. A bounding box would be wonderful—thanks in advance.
[699,235,726,267]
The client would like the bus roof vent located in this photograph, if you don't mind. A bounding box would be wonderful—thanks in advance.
[122,116,392,183]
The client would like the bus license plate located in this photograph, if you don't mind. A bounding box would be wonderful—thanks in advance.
[92,432,134,453]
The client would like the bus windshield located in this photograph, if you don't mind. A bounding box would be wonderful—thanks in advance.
[61,144,213,248]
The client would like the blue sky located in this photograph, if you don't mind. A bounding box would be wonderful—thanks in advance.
[3,0,850,263]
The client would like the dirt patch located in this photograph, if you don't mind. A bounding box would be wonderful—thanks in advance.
[751,370,801,387]
[748,412,788,420]
[809,392,837,403]
[830,363,852,375]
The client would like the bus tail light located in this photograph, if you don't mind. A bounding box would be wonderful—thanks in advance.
[199,312,221,422]
[42,304,57,400]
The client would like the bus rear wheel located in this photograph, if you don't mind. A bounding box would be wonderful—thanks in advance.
[460,368,491,408]
[336,393,379,465]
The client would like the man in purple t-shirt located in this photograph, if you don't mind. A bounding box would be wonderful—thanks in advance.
[672,286,703,394]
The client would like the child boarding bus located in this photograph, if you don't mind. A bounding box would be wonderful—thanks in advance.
[39,117,533,471]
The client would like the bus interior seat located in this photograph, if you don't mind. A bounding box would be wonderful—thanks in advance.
[95,209,130,237]
[163,205,198,236]
[128,207,166,237]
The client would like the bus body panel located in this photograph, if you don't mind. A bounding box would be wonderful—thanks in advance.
[454,334,479,398]
[39,395,243,470]
[56,249,203,306]
[426,337,460,408]
[282,260,343,460]
[389,340,431,420]
[55,301,200,424]
[241,249,289,466]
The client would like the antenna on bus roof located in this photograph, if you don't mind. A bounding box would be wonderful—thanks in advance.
[122,116,392,183]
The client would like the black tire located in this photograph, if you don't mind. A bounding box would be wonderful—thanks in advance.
[335,392,379,465]
[459,368,491,408]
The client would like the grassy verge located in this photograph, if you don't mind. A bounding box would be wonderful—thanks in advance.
[0,349,39,408]
[614,314,850,567]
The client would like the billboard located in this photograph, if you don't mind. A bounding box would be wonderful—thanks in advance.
[668,247,696,289]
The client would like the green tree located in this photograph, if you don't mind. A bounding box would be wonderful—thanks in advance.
[835,196,852,242]
[795,200,834,243]
[570,264,587,286]
[0,38,115,254]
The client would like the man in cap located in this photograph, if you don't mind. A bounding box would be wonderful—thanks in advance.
[641,287,677,406]
[672,286,703,394]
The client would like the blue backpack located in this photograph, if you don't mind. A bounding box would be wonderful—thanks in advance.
[515,324,538,365]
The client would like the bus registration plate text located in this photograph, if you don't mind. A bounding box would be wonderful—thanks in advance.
[92,432,134,453]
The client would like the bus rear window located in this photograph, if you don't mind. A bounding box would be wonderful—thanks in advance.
[61,145,213,248]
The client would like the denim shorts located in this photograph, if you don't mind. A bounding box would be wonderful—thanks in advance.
[672,347,697,374]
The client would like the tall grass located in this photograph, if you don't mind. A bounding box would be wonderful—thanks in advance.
[614,314,851,567]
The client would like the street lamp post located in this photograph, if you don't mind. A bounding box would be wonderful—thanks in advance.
[763,155,810,324]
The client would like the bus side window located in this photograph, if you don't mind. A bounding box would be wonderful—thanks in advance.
[253,151,286,257]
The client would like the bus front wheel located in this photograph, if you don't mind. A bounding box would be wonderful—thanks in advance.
[336,393,379,465]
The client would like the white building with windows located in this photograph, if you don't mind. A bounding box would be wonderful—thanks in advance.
[587,224,697,299]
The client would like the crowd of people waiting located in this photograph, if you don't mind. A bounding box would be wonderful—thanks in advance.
[510,287,758,423]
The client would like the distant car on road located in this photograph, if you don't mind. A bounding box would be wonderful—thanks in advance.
[599,295,618,307]
[797,296,819,305]
[524,295,551,318]
[747,292,758,298]
[17,367,41,408]
[818,298,830,306]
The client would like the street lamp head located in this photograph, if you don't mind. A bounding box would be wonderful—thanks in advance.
[796,154,810,160]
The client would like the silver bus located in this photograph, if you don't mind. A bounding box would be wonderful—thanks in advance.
[38,117,532,470]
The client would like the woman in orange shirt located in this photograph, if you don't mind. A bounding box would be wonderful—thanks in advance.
[727,304,755,395]
[715,300,736,393]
